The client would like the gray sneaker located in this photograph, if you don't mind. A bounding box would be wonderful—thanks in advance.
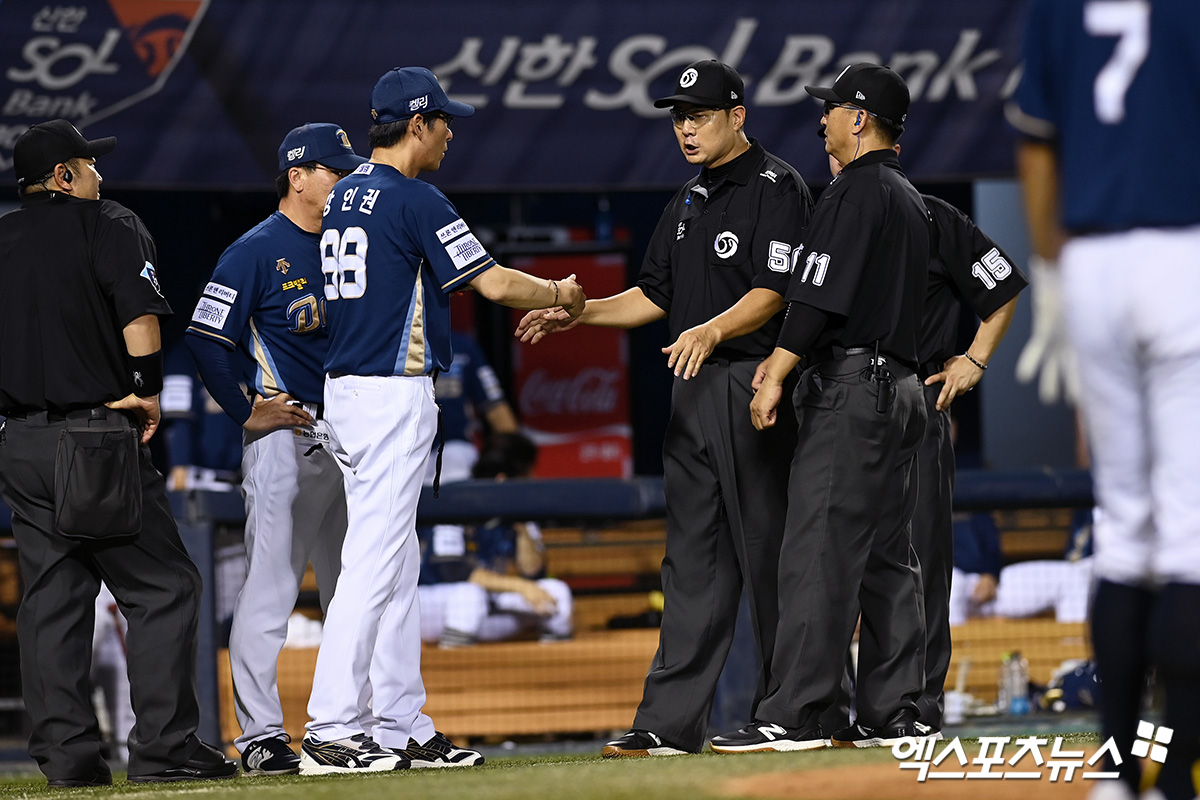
[243,735,300,776]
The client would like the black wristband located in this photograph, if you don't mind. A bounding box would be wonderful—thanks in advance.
[129,350,164,397]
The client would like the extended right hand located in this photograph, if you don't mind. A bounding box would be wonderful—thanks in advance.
[245,393,313,432]
[515,307,580,344]
[556,273,586,319]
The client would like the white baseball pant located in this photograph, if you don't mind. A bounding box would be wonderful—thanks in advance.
[307,374,438,749]
[1062,225,1200,586]
[229,416,346,752]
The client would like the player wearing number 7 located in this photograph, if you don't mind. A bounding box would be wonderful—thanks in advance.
[1009,1,1200,798]
[300,66,584,775]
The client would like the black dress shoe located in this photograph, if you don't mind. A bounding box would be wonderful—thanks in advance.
[47,764,113,788]
[127,740,239,783]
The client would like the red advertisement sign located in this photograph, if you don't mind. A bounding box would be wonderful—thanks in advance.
[510,252,631,478]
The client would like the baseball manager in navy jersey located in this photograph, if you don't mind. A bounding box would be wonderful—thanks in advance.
[711,63,930,752]
[518,59,813,758]
[186,123,367,776]
[301,66,584,774]
[1010,2,1200,797]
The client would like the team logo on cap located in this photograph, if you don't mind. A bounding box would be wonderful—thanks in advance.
[335,129,351,149]
[408,95,429,112]
[679,68,698,88]
[714,231,739,259]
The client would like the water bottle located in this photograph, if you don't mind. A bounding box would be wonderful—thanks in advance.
[998,652,1031,715]
[997,653,1012,714]
[1009,652,1031,715]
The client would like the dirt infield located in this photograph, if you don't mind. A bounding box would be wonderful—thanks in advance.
[720,746,1106,800]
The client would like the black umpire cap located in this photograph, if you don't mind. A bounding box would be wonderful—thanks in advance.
[13,119,116,187]
[806,63,910,131]
[654,60,745,109]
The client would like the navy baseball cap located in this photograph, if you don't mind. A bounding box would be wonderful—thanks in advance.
[277,123,367,172]
[805,63,910,129]
[370,67,475,124]
[654,60,745,109]
[14,119,116,186]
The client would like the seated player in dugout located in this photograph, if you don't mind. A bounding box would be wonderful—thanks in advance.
[417,432,572,647]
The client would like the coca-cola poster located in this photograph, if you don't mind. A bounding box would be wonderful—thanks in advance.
[511,252,631,478]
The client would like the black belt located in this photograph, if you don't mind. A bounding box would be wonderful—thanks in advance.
[4,406,124,424]
[803,345,918,373]
[702,355,760,366]
[917,361,944,381]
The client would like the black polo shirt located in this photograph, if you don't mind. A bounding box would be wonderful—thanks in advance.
[920,195,1028,365]
[0,192,171,414]
[784,149,929,365]
[637,139,813,361]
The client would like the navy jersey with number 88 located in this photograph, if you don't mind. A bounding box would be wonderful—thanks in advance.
[321,162,497,377]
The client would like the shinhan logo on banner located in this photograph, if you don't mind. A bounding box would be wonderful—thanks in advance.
[1,0,211,173]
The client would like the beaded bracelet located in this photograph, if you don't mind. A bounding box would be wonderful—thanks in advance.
[964,352,987,370]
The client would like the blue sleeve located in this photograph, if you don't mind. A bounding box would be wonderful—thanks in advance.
[460,337,505,411]
[185,239,264,349]
[186,334,252,426]
[411,187,496,293]
[952,512,1002,576]
[1010,0,1059,139]
[977,514,1003,577]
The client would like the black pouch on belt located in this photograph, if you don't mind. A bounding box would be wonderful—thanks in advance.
[54,424,142,540]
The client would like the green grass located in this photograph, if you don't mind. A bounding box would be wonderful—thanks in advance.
[0,737,1104,800]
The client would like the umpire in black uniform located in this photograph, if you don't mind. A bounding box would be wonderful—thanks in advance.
[0,120,236,785]
[711,63,930,752]
[912,195,1027,734]
[517,60,812,756]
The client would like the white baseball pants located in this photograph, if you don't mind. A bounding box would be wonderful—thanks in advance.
[1062,225,1200,586]
[230,418,346,751]
[307,374,437,748]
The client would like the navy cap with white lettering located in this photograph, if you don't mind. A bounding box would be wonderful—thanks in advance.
[805,63,910,130]
[370,66,475,124]
[277,123,367,172]
[654,60,745,109]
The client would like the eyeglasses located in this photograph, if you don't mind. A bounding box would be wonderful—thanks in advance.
[670,107,722,129]
[425,112,454,129]
[312,164,352,179]
[823,101,873,118]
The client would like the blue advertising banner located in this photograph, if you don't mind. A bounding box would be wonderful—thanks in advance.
[0,0,1028,190]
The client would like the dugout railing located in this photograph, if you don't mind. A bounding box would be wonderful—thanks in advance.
[0,467,1093,753]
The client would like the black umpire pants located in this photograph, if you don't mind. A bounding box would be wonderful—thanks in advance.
[632,360,797,752]
[0,408,204,782]
[912,381,955,729]
[757,354,928,731]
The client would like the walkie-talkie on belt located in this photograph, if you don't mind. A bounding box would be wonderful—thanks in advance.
[871,340,894,414]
